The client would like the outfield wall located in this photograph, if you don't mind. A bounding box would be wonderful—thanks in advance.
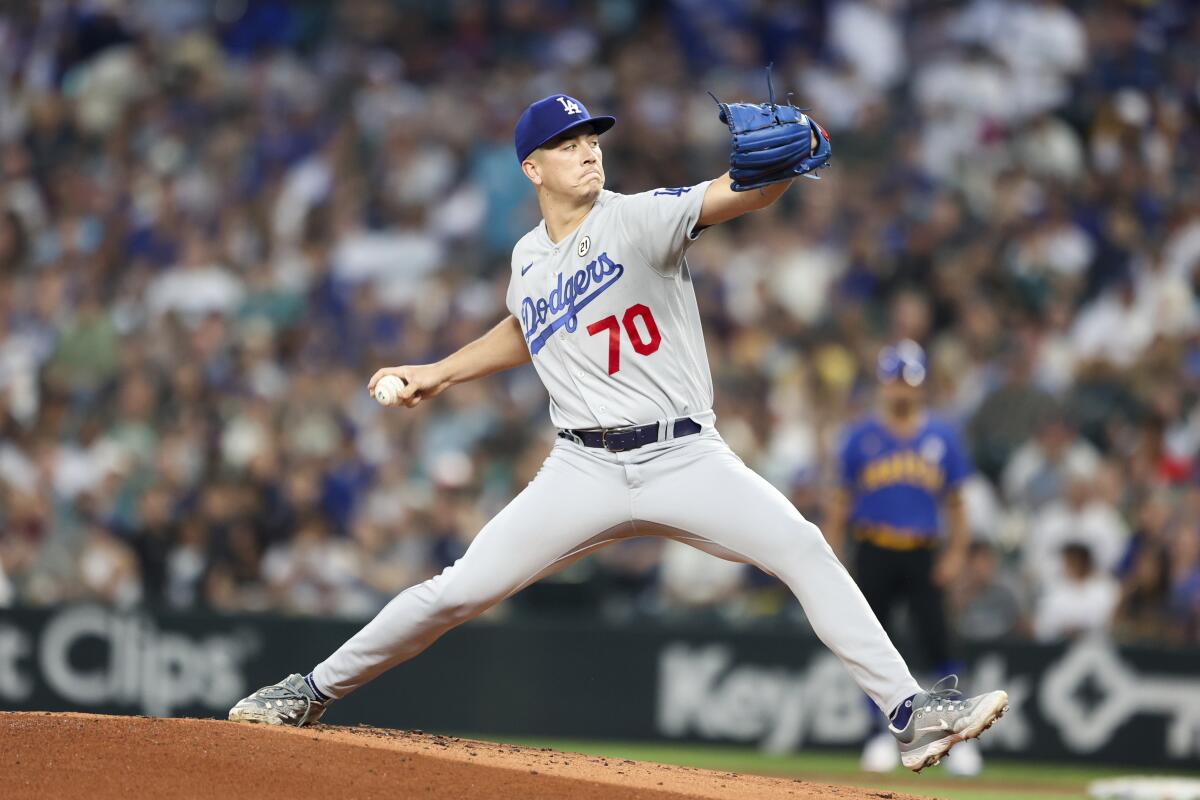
[1,605,1196,768]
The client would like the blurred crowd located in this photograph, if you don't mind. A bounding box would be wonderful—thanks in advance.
[1,0,1199,648]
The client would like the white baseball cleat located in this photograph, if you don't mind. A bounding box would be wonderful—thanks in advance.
[889,676,1008,772]
[228,673,329,727]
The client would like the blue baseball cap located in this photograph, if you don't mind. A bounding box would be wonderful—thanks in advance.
[514,94,615,163]
[877,339,928,386]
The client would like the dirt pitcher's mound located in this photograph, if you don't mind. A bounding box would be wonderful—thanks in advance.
[0,712,929,800]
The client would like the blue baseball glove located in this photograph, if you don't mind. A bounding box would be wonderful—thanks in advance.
[713,68,832,192]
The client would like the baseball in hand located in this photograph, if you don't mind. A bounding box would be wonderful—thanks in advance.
[374,374,407,407]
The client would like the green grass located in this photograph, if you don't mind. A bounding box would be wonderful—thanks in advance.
[472,736,1195,800]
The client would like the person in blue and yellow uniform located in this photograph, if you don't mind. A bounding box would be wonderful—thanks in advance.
[826,339,981,775]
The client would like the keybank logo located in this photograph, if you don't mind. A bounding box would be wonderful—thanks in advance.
[521,251,624,355]
[656,643,873,752]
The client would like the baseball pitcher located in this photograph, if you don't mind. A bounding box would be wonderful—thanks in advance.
[228,85,1007,772]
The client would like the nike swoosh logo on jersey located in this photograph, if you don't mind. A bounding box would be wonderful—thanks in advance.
[520,262,535,275]
[916,720,952,733]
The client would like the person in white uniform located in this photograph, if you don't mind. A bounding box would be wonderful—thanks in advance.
[229,92,1007,772]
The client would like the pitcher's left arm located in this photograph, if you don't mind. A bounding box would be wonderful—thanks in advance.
[697,173,793,227]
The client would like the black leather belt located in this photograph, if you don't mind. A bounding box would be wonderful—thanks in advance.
[558,417,702,452]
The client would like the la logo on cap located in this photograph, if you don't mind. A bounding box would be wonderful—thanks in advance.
[556,96,582,115]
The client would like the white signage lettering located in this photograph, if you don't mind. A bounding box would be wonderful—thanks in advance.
[32,605,258,716]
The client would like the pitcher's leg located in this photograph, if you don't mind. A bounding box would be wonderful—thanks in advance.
[312,442,629,698]
[636,435,921,714]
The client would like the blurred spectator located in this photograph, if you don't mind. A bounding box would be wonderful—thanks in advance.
[145,233,246,323]
[950,541,1024,642]
[1115,521,1172,645]
[1169,526,1200,642]
[656,540,747,614]
[0,548,14,608]
[46,288,121,393]
[77,523,141,608]
[968,349,1058,480]
[128,484,177,606]
[165,518,210,610]
[1024,462,1129,591]
[1002,413,1101,513]
[347,514,428,611]
[1033,542,1119,642]
[261,513,361,617]
[1071,275,1155,369]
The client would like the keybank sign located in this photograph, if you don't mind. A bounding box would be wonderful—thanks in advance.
[0,605,258,716]
[654,637,1200,761]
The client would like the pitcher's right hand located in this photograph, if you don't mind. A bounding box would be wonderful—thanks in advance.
[367,364,449,409]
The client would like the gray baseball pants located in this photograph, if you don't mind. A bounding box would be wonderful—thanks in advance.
[311,428,922,714]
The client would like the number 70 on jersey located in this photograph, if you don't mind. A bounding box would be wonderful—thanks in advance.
[587,303,661,374]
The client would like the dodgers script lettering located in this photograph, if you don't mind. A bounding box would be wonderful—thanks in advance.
[521,252,625,355]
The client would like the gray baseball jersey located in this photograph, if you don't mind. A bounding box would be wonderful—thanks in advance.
[505,182,715,430]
